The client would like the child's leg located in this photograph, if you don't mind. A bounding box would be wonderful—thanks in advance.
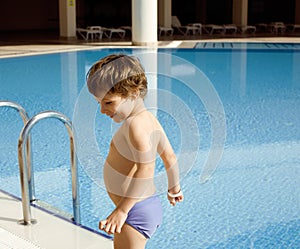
[114,223,147,249]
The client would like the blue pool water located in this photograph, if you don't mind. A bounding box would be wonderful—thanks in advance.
[0,43,300,248]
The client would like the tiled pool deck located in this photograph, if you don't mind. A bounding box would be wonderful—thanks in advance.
[0,191,113,249]
[1,36,300,58]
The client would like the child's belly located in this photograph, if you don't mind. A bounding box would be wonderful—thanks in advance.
[103,161,156,202]
[103,161,132,199]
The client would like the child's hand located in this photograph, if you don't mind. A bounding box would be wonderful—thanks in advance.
[167,189,184,206]
[99,208,128,235]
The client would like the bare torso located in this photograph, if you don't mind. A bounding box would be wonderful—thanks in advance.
[103,110,164,205]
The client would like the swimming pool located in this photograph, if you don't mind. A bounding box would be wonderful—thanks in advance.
[0,43,299,248]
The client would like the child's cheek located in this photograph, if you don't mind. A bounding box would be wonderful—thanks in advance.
[114,99,134,122]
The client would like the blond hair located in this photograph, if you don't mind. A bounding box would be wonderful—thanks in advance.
[87,54,148,99]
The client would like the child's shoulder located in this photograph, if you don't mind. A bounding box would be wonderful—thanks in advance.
[127,110,155,126]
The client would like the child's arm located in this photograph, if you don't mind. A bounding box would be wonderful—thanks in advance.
[158,129,184,206]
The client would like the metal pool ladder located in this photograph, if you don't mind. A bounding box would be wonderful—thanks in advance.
[0,101,81,225]
[18,110,81,225]
[0,101,34,200]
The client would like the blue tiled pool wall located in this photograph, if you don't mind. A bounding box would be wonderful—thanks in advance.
[1,47,300,248]
[195,42,300,50]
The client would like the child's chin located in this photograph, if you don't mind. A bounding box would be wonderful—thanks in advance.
[112,116,124,123]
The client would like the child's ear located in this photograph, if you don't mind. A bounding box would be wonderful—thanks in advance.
[131,89,140,99]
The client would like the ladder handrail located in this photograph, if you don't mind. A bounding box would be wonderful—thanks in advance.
[0,100,29,123]
[18,110,80,225]
[0,101,36,201]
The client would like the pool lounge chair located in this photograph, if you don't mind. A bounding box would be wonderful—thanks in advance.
[188,23,202,35]
[286,24,300,32]
[203,24,225,35]
[269,22,286,34]
[238,25,256,34]
[88,26,126,39]
[171,16,200,35]
[76,28,103,40]
[159,26,174,36]
[119,26,132,35]
[223,24,238,34]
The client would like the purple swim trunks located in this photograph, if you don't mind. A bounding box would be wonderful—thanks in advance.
[125,195,163,239]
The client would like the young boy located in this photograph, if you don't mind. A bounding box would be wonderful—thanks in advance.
[87,54,183,249]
